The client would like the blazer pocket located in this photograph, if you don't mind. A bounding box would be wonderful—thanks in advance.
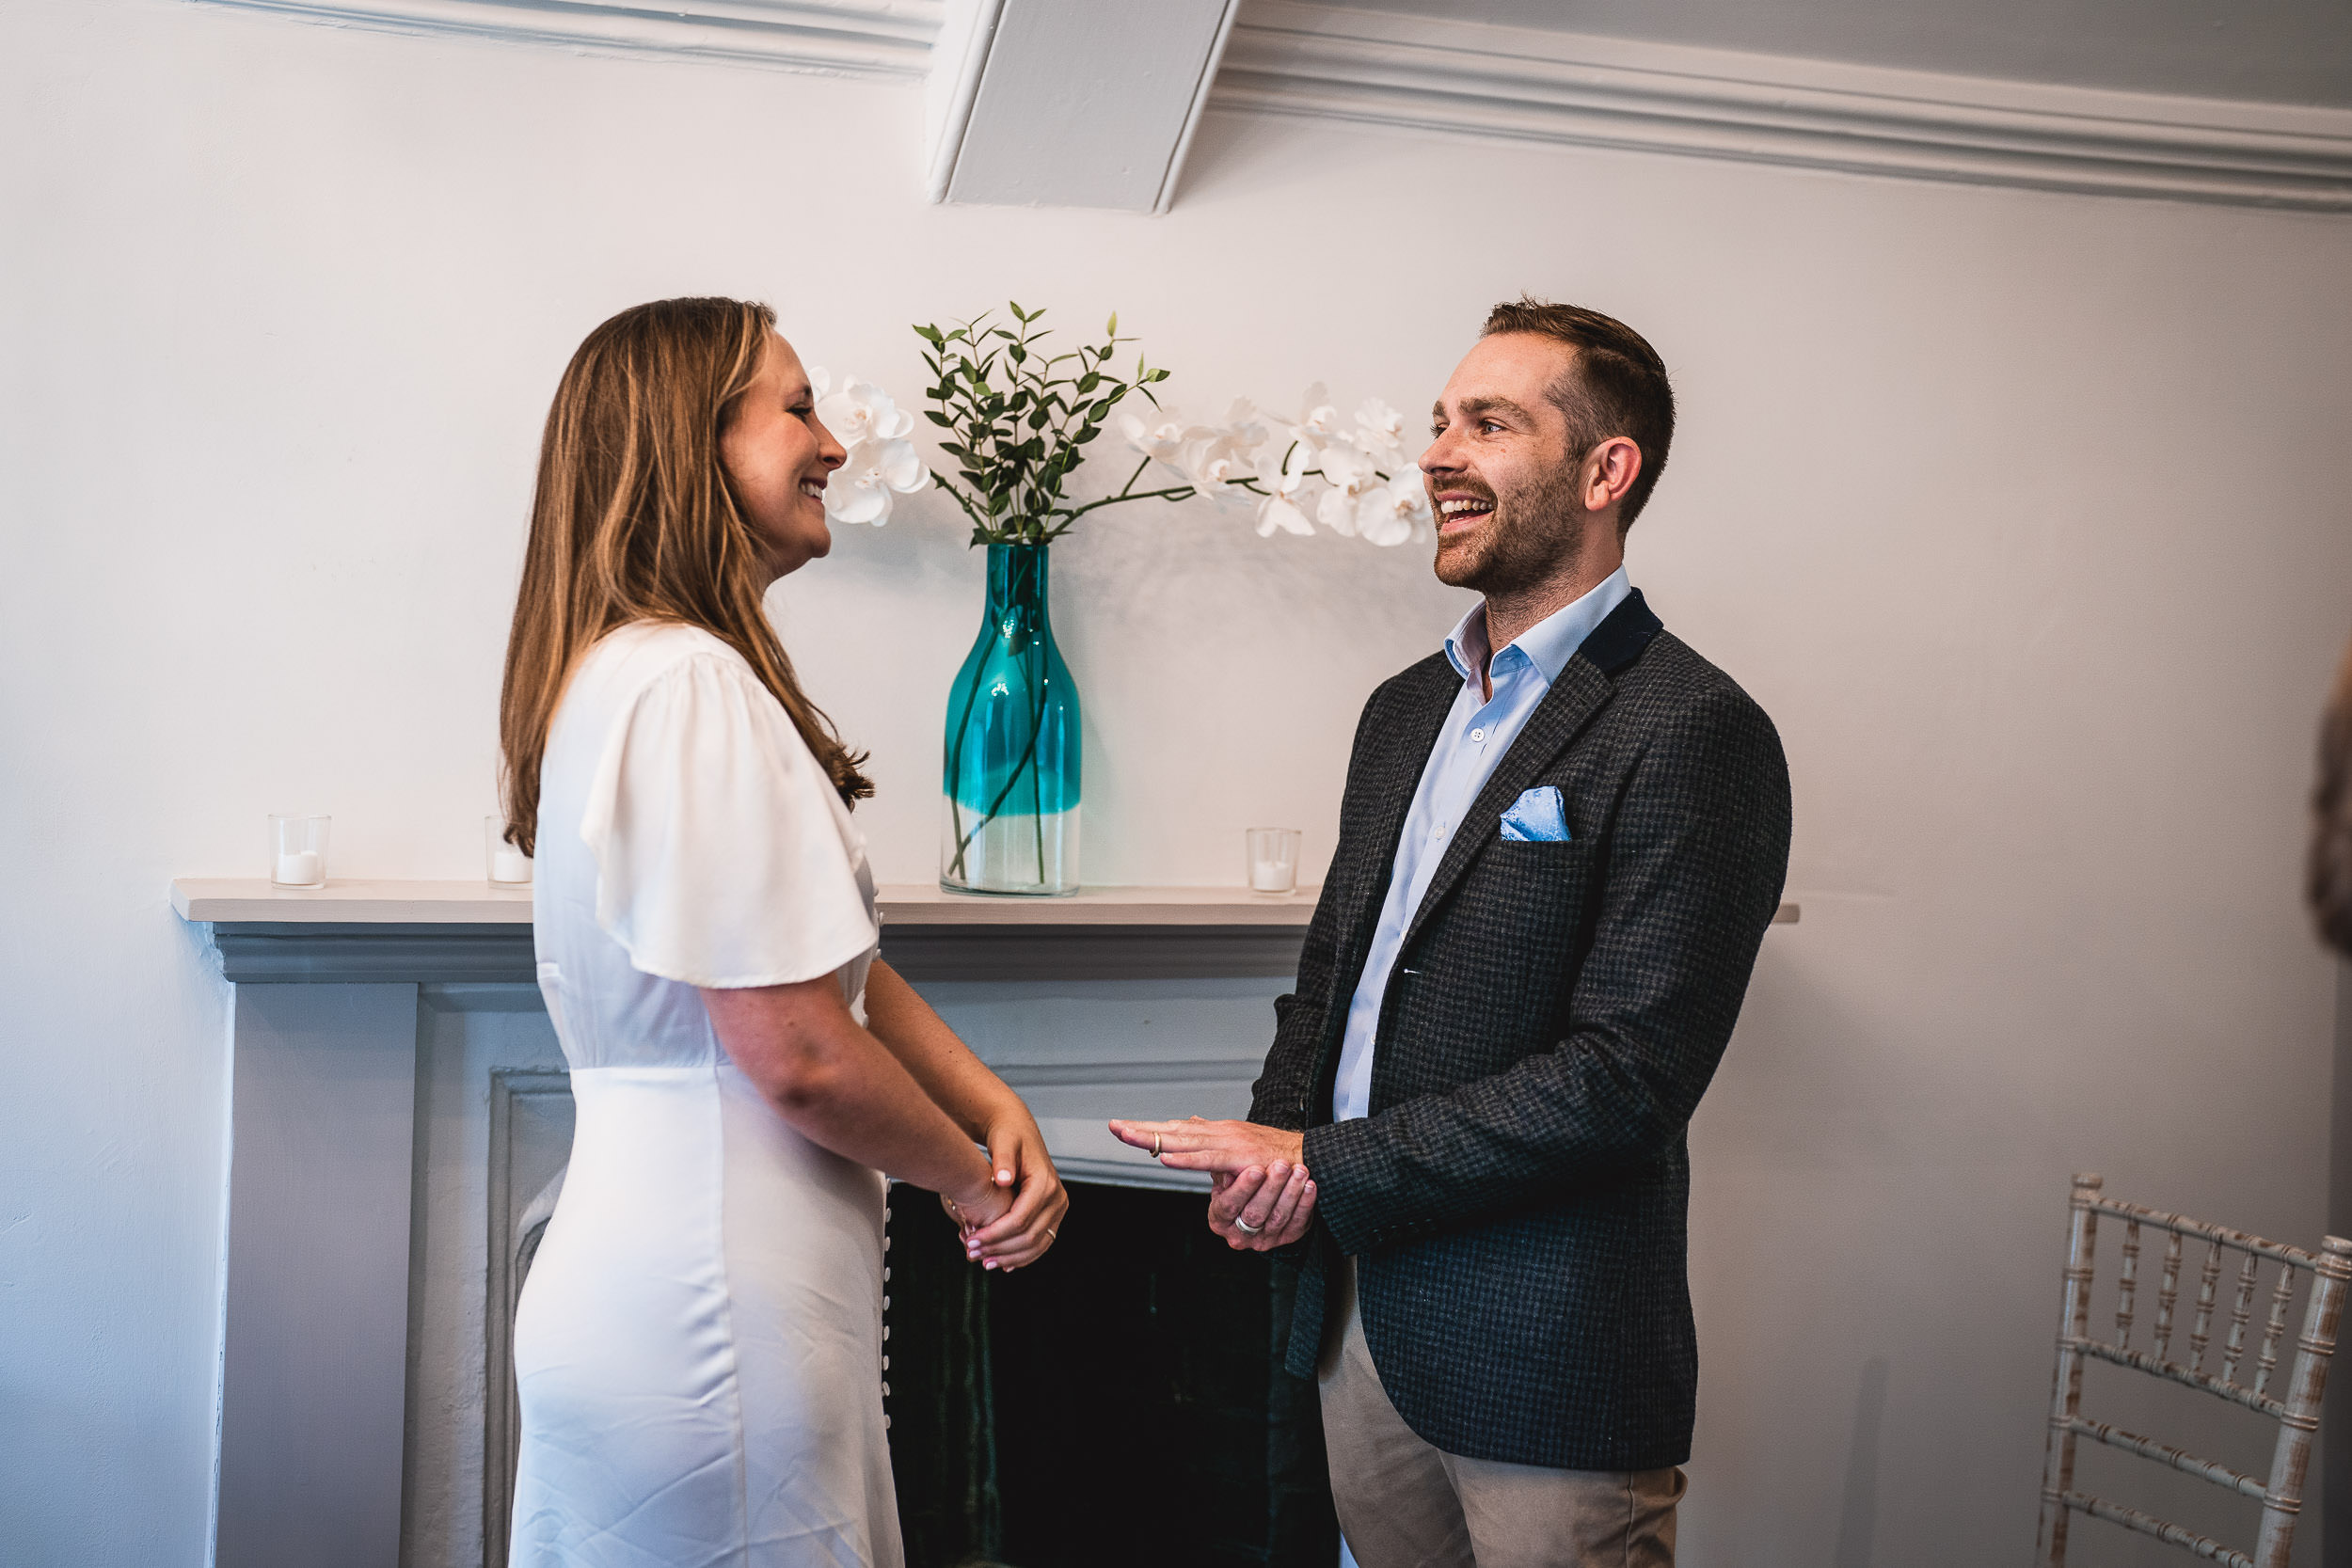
[1488,835,1592,867]
[1481,835,1599,927]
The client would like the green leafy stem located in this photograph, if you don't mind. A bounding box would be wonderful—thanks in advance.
[916,303,1195,547]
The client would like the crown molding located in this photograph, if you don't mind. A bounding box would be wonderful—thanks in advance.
[1213,1,2352,212]
[192,0,943,80]
[192,0,2352,210]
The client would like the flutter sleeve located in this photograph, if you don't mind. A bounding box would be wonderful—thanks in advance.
[577,650,877,989]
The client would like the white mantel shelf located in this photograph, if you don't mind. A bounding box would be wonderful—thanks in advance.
[173,879,1796,984]
[173,878,539,924]
[172,878,1329,984]
[169,878,1320,926]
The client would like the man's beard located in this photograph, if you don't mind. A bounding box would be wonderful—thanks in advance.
[1431,458,1587,596]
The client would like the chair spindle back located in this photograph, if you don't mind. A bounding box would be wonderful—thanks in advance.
[2037,1173,2350,1568]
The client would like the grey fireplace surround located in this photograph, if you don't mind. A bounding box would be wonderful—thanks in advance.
[179,879,1312,1568]
[174,878,1794,1567]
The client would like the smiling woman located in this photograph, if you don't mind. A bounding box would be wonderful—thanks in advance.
[493,297,1066,1568]
[721,328,847,578]
[498,296,872,842]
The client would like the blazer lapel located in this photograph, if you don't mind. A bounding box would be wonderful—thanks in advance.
[1328,657,1458,1005]
[1397,589,1663,954]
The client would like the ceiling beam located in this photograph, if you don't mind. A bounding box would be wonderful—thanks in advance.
[925,0,1240,213]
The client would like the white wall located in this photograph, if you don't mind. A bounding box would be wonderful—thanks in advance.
[4,2,2350,1562]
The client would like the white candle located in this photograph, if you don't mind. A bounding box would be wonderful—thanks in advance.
[491,847,532,884]
[275,850,322,885]
[1250,858,1292,893]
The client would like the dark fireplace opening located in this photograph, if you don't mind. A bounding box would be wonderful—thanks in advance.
[885,1182,1340,1568]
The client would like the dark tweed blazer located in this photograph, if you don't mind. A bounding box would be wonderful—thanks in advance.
[1252,589,1790,1472]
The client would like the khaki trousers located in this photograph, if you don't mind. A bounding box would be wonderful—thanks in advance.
[1316,1262,1685,1568]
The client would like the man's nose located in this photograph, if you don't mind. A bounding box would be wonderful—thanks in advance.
[1421,428,1464,473]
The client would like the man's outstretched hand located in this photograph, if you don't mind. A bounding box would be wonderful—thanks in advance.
[1108,1117,1317,1251]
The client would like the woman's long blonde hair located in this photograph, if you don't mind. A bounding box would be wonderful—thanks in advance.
[499,296,871,856]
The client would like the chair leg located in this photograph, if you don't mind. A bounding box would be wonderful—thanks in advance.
[2253,1238,2352,1568]
[2038,1175,2103,1567]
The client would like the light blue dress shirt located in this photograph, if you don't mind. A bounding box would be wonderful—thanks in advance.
[1329,567,1632,1123]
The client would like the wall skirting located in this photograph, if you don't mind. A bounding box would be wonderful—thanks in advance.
[1215,3,2352,212]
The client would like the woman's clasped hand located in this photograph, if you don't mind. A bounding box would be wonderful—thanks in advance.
[943,1109,1070,1272]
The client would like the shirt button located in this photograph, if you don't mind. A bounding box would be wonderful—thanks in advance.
[1470,727,1486,742]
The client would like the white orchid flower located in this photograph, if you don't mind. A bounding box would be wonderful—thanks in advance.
[1354,464,1429,546]
[824,436,930,527]
[1216,398,1269,451]
[1272,439,1316,494]
[1119,410,1199,468]
[815,377,915,449]
[1354,398,1405,440]
[1315,485,1359,536]
[1268,385,1342,466]
[1294,383,1340,436]
[1181,419,1263,488]
[1192,420,1270,513]
[1344,401,1409,467]
[1315,444,1377,495]
[1256,493,1313,537]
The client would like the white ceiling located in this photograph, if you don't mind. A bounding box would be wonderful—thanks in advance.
[1318,0,2352,108]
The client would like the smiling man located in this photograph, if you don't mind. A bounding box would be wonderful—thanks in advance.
[1113,300,1791,1566]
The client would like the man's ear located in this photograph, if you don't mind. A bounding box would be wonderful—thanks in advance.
[1583,436,1643,513]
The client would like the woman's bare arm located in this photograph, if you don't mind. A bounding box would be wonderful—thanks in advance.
[862,960,1027,1137]
[862,960,1067,1269]
[698,977,1008,1227]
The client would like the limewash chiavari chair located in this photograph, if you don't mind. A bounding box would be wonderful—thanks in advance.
[2039,1173,2352,1567]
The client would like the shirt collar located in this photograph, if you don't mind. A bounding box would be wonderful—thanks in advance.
[1444,566,1633,689]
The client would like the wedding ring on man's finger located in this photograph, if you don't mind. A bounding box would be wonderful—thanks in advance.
[1152,1133,1163,1158]
[1235,1216,1264,1235]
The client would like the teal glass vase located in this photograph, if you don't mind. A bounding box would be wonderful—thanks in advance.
[941,542,1081,895]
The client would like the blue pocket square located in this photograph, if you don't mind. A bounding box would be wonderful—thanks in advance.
[1500,785,1570,842]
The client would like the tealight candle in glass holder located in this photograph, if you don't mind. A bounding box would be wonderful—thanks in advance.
[486,816,532,886]
[270,814,330,888]
[1247,827,1301,895]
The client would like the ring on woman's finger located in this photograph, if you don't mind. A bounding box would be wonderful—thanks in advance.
[1235,1216,1264,1235]
[1152,1133,1163,1158]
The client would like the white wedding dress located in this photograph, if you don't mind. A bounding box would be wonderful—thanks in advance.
[511,620,902,1568]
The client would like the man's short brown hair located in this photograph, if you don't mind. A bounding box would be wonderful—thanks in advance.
[1481,298,1675,530]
